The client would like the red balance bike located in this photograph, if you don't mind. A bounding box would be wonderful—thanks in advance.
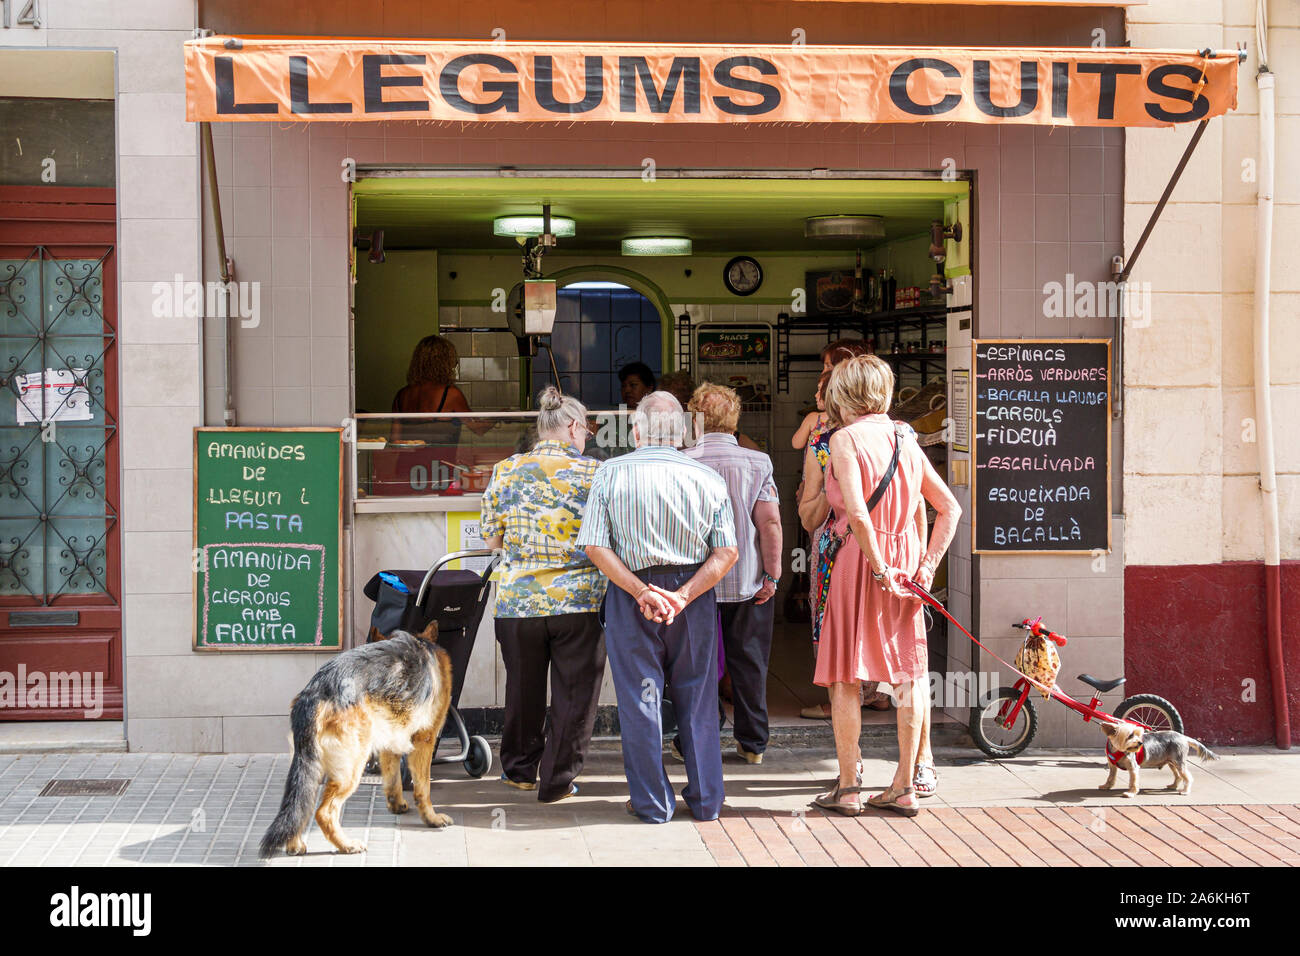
[968,618,1183,758]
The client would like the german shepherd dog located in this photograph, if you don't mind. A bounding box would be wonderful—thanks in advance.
[259,621,454,857]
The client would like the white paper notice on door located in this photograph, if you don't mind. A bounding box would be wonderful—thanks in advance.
[15,368,93,425]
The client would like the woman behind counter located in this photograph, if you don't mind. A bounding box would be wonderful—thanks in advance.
[480,387,608,803]
[393,333,473,417]
[391,334,497,490]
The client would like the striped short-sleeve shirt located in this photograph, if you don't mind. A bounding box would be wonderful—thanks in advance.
[575,444,738,571]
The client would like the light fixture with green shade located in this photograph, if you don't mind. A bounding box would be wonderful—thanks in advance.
[493,215,577,238]
[804,215,885,240]
[621,236,692,256]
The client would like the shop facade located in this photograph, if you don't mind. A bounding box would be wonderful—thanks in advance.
[0,0,1294,752]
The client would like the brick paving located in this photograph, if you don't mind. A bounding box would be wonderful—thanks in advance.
[694,803,1300,867]
[2,746,1298,866]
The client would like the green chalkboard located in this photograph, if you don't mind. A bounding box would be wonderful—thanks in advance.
[193,428,343,651]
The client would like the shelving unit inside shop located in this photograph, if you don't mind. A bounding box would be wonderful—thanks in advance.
[777,304,953,668]
[775,304,950,394]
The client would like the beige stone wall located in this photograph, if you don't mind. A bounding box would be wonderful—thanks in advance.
[1124,0,1300,566]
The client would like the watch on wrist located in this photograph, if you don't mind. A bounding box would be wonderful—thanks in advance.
[871,566,888,582]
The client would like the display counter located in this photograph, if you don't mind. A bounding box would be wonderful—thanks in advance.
[352,410,633,512]
[350,410,631,708]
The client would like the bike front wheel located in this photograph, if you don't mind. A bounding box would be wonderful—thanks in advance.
[969,687,1038,758]
[1113,693,1183,734]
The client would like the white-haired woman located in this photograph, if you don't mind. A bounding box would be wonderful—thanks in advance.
[480,387,608,803]
[812,356,960,817]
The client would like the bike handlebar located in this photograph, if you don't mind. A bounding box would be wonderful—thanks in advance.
[1013,617,1068,646]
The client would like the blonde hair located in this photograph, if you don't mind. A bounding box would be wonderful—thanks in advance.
[406,334,458,386]
[535,386,588,442]
[689,382,741,434]
[825,354,894,427]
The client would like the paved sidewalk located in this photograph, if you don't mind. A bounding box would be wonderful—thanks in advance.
[1,745,1297,866]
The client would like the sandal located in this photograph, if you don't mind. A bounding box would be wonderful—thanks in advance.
[913,762,938,798]
[867,785,920,817]
[813,783,864,817]
[829,761,864,789]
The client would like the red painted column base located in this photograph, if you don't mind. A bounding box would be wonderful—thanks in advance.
[1124,562,1298,747]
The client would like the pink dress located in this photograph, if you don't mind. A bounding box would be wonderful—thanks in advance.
[813,414,927,688]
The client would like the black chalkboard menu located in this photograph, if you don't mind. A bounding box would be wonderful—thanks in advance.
[193,428,343,650]
[971,339,1111,553]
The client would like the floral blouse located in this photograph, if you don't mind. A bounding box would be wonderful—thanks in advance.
[809,419,834,472]
[480,440,608,618]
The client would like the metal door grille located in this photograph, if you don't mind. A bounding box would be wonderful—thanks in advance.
[0,245,118,604]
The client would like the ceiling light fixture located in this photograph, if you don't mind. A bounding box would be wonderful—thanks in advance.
[494,215,577,238]
[804,215,886,240]
[621,236,692,256]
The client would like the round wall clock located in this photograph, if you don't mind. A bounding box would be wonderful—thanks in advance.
[723,256,763,296]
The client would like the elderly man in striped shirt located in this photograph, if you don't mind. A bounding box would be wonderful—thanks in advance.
[578,390,738,823]
[682,383,782,765]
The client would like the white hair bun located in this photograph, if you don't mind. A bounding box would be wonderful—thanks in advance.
[538,386,564,411]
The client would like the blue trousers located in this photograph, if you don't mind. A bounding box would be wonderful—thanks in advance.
[604,565,723,823]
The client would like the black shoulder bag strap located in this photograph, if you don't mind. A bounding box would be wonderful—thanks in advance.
[865,423,905,515]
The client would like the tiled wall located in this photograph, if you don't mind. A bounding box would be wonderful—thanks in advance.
[201,122,351,428]
[436,306,523,411]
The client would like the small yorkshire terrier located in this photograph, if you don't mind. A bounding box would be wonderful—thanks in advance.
[1100,722,1219,797]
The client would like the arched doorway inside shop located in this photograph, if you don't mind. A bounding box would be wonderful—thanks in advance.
[525,266,675,409]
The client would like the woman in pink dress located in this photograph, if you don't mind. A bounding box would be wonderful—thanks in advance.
[812,356,960,817]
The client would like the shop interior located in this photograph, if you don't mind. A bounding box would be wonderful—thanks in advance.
[351,173,970,727]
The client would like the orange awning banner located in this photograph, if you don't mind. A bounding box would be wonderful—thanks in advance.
[184,37,1239,128]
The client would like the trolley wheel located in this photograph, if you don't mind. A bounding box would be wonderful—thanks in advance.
[463,736,493,778]
[969,687,1038,759]
[1113,693,1183,734]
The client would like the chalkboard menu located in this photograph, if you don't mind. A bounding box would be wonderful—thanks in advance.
[193,428,343,651]
[972,340,1111,553]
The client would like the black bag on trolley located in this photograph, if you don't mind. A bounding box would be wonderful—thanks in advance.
[361,565,494,707]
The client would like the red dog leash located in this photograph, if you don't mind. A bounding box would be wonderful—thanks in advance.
[902,578,1136,726]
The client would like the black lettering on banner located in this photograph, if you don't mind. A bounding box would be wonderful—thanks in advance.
[1076,62,1142,120]
[618,56,702,113]
[214,56,277,115]
[1144,64,1211,122]
[889,58,962,117]
[1051,61,1070,118]
[974,60,1038,118]
[439,53,519,114]
[711,56,781,116]
[363,54,430,113]
[289,56,352,114]
[535,55,604,114]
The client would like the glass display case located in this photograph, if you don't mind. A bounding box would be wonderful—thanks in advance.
[353,410,636,508]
